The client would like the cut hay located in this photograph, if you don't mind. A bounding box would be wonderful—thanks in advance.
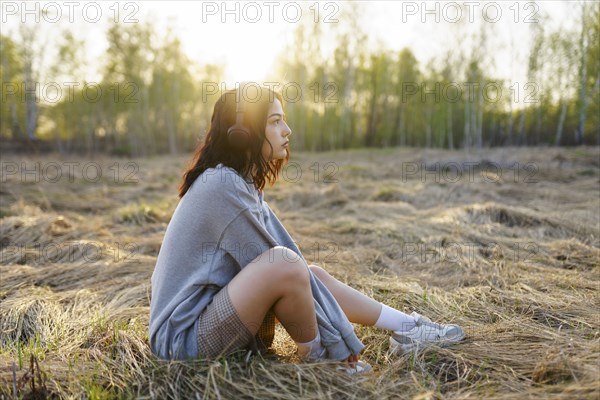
[0,147,598,399]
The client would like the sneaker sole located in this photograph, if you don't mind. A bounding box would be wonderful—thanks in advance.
[335,360,373,375]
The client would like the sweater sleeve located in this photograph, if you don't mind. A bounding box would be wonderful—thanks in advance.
[219,206,280,269]
[309,271,365,360]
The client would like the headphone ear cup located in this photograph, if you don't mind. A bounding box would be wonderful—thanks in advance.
[227,125,250,149]
[228,84,251,149]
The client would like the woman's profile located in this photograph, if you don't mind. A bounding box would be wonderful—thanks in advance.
[148,83,465,374]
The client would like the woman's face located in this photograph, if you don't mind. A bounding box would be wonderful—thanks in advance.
[262,99,291,161]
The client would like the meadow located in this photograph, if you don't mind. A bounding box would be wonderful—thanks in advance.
[1,146,598,399]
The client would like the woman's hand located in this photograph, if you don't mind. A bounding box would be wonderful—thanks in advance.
[346,353,359,368]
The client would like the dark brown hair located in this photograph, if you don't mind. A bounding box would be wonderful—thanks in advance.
[179,86,289,198]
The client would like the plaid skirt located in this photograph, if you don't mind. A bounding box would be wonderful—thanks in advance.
[197,285,276,359]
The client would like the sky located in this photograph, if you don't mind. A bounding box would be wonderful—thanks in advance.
[0,1,578,90]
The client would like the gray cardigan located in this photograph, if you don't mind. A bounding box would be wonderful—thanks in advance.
[149,163,364,361]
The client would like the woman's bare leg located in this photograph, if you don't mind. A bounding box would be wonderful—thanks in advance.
[308,265,382,326]
[227,246,318,343]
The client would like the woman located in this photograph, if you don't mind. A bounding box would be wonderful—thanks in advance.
[149,84,465,374]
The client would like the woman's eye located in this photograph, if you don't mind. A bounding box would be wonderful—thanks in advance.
[273,119,280,125]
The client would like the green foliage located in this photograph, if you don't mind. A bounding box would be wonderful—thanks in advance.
[3,3,599,153]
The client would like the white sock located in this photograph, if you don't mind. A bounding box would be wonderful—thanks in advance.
[295,330,324,358]
[374,303,416,332]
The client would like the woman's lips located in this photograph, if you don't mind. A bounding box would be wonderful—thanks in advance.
[282,142,289,147]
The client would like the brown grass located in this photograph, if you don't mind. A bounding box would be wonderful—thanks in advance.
[1,146,599,399]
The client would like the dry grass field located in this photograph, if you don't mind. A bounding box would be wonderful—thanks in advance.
[0,146,598,399]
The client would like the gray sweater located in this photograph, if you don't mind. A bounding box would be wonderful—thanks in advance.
[149,163,364,361]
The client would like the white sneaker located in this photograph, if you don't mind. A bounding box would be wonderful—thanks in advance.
[336,360,373,375]
[389,312,465,354]
[297,348,372,376]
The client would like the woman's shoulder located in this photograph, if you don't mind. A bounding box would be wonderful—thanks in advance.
[195,164,251,189]
[188,164,258,207]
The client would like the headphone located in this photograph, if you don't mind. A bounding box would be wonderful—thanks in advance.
[227,84,251,149]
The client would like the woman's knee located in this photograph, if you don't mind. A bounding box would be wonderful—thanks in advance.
[271,246,310,282]
[249,246,309,285]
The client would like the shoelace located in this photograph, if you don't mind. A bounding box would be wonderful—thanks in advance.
[415,314,445,331]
